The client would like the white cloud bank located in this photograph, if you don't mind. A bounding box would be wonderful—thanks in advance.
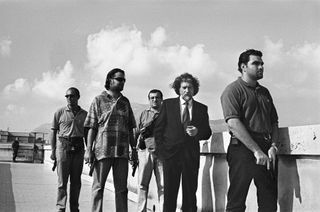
[263,37,320,98]
[3,78,31,96]
[2,61,75,99]
[86,26,216,80]
[32,61,75,99]
[0,38,12,57]
[5,104,26,116]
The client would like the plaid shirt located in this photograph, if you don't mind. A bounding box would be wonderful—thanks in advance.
[84,91,136,160]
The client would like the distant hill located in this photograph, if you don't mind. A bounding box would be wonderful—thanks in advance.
[32,103,227,136]
[33,123,52,135]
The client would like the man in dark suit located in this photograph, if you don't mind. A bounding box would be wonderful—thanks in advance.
[154,73,212,212]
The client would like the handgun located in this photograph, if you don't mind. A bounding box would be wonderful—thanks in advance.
[52,160,57,172]
[89,158,96,177]
[132,162,138,177]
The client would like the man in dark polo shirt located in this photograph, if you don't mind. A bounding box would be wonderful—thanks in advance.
[50,87,88,212]
[221,49,279,212]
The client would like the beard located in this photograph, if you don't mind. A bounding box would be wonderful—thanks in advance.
[248,70,263,81]
[182,93,192,101]
[110,85,124,92]
[256,72,263,80]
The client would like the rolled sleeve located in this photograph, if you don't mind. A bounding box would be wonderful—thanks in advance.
[220,85,241,122]
[84,98,99,129]
[51,110,61,130]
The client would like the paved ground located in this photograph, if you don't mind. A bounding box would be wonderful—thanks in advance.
[0,161,138,212]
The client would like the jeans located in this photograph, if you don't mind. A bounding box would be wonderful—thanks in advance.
[137,149,164,212]
[56,138,84,212]
[91,158,128,212]
[226,138,278,212]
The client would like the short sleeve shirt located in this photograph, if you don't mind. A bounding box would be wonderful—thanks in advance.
[51,106,88,138]
[220,77,278,134]
[84,91,136,160]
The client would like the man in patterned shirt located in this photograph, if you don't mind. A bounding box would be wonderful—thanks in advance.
[84,68,137,212]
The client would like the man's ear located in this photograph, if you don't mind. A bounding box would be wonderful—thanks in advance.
[241,63,246,72]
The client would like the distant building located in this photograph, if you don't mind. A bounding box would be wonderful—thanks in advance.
[0,130,47,144]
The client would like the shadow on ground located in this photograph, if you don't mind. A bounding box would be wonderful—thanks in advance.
[0,163,16,212]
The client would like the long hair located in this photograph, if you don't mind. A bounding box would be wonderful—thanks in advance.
[171,73,200,96]
[104,68,125,90]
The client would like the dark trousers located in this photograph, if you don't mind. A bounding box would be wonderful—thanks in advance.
[163,144,199,212]
[12,150,18,162]
[226,138,278,212]
[56,138,84,212]
[91,158,128,212]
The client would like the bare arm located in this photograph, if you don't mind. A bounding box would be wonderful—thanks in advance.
[50,129,57,160]
[84,128,97,164]
[227,118,270,167]
[129,128,136,150]
[271,123,279,148]
[268,123,279,170]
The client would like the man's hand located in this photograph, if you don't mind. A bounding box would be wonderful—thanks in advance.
[84,148,94,164]
[186,125,198,137]
[268,146,277,171]
[254,150,270,168]
[50,149,56,161]
[129,148,139,177]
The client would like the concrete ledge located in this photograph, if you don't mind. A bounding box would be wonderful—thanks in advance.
[201,124,320,155]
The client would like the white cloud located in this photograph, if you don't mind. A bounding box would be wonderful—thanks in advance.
[262,38,320,98]
[3,78,31,96]
[263,37,283,65]
[289,42,320,69]
[32,60,75,99]
[86,26,216,80]
[149,26,167,47]
[5,104,26,115]
[0,38,12,57]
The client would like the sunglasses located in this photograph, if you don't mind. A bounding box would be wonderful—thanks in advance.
[112,77,126,82]
[65,94,76,98]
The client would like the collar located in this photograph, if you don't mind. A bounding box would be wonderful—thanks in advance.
[147,107,160,114]
[179,96,193,106]
[103,90,123,100]
[65,105,83,113]
[238,77,261,89]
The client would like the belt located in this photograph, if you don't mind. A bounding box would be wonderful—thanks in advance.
[249,132,272,142]
[230,133,272,145]
[59,137,83,142]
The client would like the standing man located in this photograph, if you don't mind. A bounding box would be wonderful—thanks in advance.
[154,73,212,212]
[84,68,137,212]
[220,49,279,212]
[50,87,88,212]
[12,137,19,162]
[136,89,164,212]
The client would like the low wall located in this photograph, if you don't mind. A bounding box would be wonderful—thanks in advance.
[0,143,44,163]
[43,124,320,212]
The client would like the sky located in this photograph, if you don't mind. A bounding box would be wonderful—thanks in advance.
[0,0,319,132]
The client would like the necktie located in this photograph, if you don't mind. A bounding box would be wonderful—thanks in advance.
[182,101,190,130]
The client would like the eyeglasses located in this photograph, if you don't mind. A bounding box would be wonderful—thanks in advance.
[65,94,76,98]
[112,77,126,82]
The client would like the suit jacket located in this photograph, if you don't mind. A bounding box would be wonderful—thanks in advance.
[154,97,212,160]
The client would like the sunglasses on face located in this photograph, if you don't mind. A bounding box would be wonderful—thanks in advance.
[112,77,126,82]
[65,94,76,98]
